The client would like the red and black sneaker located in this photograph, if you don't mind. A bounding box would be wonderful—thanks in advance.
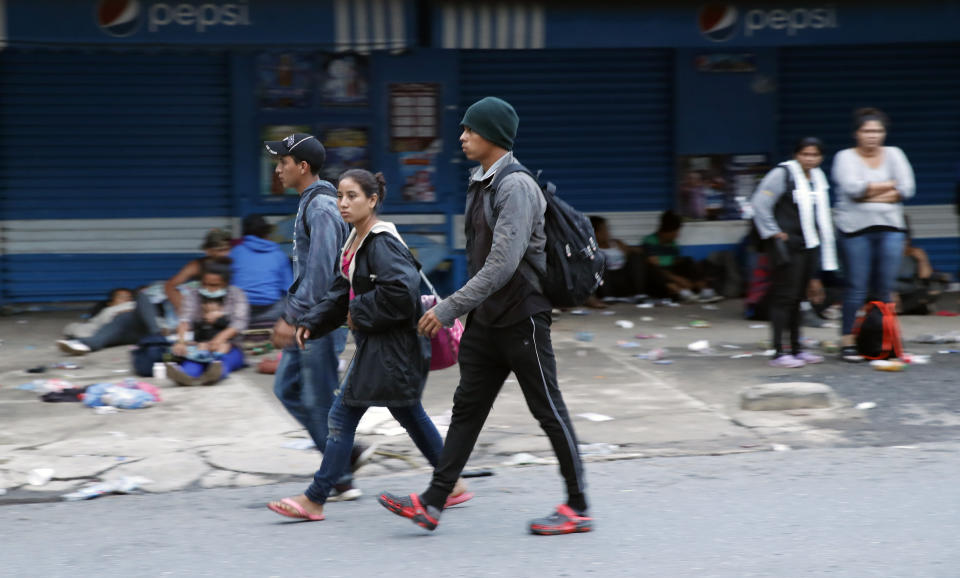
[377,492,441,531]
[529,504,594,535]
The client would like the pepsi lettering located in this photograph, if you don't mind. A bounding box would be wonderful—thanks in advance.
[744,5,838,36]
[148,1,251,32]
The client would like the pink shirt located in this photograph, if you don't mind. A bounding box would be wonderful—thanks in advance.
[342,250,355,301]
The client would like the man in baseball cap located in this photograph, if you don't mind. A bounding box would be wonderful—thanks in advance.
[264,132,373,504]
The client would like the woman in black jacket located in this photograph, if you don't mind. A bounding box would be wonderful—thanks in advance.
[267,169,470,521]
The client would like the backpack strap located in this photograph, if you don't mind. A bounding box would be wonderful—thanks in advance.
[881,302,904,359]
[488,162,538,214]
[299,186,330,237]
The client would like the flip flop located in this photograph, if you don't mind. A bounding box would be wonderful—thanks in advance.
[267,497,325,521]
[444,491,475,508]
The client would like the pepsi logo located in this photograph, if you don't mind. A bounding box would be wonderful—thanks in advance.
[698,4,738,42]
[97,0,142,37]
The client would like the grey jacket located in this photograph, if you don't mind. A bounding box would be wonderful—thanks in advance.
[432,152,546,326]
[831,146,915,234]
[282,180,350,324]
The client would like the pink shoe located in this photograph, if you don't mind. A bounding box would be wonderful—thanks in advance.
[769,354,805,369]
[444,491,475,508]
[794,351,824,364]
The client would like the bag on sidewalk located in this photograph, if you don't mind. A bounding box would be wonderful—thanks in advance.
[853,301,903,360]
[419,271,464,371]
[131,334,171,377]
[491,163,605,308]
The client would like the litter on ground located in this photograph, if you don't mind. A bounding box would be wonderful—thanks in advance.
[577,413,614,422]
[687,340,710,353]
[61,476,152,501]
[870,359,905,371]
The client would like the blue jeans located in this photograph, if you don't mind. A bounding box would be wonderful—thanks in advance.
[180,346,245,382]
[839,230,906,335]
[273,327,348,452]
[304,386,443,504]
[79,292,163,351]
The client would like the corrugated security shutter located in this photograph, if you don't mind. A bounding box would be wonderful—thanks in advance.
[778,44,960,271]
[0,50,232,302]
[459,49,673,212]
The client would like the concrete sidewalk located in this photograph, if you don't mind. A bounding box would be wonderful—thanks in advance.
[2,296,959,503]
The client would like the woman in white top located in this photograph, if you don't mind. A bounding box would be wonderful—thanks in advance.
[831,107,915,362]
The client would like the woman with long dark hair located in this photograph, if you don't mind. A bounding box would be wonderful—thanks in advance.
[752,137,837,368]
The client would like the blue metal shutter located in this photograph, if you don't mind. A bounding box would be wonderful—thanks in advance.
[0,50,232,303]
[0,50,231,219]
[458,49,673,212]
[778,43,960,273]
[779,44,960,205]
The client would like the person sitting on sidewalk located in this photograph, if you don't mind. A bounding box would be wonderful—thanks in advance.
[895,219,950,315]
[586,216,648,307]
[230,214,293,325]
[642,210,721,303]
[165,258,249,386]
[164,228,232,316]
[57,288,163,355]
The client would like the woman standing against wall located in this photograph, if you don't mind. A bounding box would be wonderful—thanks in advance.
[832,108,916,362]
[752,137,837,368]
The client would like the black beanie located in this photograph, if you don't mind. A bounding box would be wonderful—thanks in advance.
[460,96,519,151]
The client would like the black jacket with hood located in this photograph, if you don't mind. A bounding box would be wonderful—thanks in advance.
[298,222,431,407]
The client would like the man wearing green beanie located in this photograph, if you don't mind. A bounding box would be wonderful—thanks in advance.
[378,97,593,536]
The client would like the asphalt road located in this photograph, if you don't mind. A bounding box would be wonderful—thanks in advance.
[2,443,957,578]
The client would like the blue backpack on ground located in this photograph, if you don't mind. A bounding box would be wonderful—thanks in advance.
[491,163,605,308]
[131,334,170,377]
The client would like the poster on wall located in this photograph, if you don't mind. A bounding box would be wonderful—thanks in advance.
[320,54,369,106]
[389,83,440,152]
[256,52,316,110]
[260,125,311,197]
[676,154,769,221]
[320,127,370,182]
[399,153,437,202]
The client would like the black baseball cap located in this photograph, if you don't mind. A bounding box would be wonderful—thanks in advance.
[264,133,326,168]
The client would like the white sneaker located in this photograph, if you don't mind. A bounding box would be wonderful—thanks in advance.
[327,484,363,502]
[57,339,91,355]
[698,288,723,303]
[678,289,696,303]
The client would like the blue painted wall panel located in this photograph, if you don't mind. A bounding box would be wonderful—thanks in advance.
[2,254,200,302]
[674,48,778,157]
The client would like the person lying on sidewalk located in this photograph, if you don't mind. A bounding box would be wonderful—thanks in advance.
[165,258,249,386]
[58,288,163,355]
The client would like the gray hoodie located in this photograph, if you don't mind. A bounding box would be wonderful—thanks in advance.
[283,179,350,324]
[431,152,547,326]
